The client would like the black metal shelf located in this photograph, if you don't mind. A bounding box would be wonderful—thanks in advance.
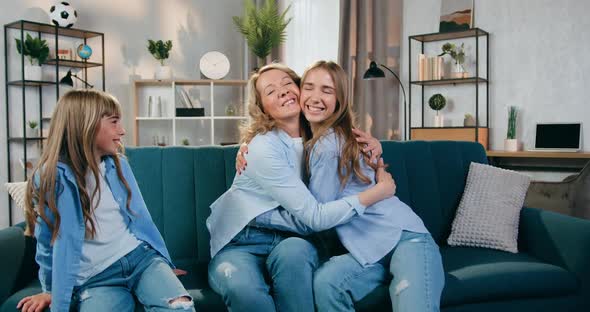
[410,126,488,129]
[410,77,487,86]
[410,28,489,43]
[45,59,103,68]
[8,137,47,142]
[7,80,57,86]
[408,28,490,146]
[4,19,106,226]
[5,20,103,39]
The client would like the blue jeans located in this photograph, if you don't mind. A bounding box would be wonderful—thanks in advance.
[314,231,444,312]
[208,226,319,312]
[71,242,195,312]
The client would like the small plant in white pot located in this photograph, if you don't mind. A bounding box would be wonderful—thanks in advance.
[429,94,446,127]
[504,106,518,151]
[147,39,173,80]
[26,120,39,137]
[15,34,49,81]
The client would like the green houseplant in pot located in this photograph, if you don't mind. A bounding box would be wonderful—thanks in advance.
[233,0,291,68]
[148,39,173,80]
[439,42,466,78]
[15,34,49,81]
[504,106,518,151]
[26,120,39,137]
[429,93,446,127]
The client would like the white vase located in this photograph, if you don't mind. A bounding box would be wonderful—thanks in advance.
[26,127,39,138]
[451,62,467,79]
[155,65,172,80]
[24,65,42,81]
[434,115,444,127]
[504,139,518,152]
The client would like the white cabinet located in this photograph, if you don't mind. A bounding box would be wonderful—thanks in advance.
[133,79,248,146]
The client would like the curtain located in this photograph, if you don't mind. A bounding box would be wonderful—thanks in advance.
[339,0,403,140]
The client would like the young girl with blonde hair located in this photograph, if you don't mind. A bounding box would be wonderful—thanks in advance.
[18,90,194,312]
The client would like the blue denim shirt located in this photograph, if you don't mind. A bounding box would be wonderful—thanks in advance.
[206,128,367,257]
[260,130,429,266]
[33,156,173,312]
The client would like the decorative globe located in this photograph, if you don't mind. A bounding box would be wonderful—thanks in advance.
[77,44,92,60]
[48,2,77,28]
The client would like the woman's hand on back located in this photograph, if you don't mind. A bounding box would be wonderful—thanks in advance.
[375,158,396,198]
[352,128,382,163]
[236,143,249,174]
[16,293,51,312]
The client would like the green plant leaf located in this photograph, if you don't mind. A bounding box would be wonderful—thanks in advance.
[232,0,291,60]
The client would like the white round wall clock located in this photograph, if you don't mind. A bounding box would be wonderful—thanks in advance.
[199,51,230,80]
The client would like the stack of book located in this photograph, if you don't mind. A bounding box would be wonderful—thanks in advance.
[418,54,444,81]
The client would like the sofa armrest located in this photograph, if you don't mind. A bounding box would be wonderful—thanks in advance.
[0,224,38,304]
[519,207,590,289]
[0,225,26,303]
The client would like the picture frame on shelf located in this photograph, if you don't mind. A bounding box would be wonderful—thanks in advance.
[439,0,474,33]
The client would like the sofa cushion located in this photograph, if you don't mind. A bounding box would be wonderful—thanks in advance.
[441,246,578,306]
[447,163,531,253]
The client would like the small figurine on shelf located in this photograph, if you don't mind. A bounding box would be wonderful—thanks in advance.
[464,113,476,127]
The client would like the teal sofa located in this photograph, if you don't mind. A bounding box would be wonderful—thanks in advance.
[1,141,589,311]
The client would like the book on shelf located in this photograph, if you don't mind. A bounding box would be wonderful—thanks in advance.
[417,54,444,81]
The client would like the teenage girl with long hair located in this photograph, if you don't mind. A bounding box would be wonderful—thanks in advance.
[18,90,194,312]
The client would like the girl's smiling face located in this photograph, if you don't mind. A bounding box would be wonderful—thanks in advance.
[95,114,125,158]
[300,68,337,126]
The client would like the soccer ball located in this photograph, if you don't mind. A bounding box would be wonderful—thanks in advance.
[49,2,77,28]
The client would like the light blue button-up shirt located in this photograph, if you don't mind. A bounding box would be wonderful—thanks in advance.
[259,130,429,266]
[206,128,367,257]
[34,156,173,312]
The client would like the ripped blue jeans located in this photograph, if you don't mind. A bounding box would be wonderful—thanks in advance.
[71,242,195,312]
[313,231,444,312]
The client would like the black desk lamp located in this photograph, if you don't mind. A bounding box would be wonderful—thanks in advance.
[60,70,94,88]
[363,61,407,140]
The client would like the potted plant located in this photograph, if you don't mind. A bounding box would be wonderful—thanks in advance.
[233,0,292,68]
[428,94,446,127]
[504,106,518,151]
[26,120,38,137]
[147,39,173,80]
[181,138,190,146]
[439,42,467,78]
[15,34,49,81]
[464,113,476,127]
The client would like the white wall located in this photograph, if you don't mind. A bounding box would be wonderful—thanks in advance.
[279,0,340,75]
[0,0,245,228]
[401,0,590,152]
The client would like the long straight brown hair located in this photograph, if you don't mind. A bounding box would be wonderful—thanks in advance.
[24,89,132,243]
[301,61,377,188]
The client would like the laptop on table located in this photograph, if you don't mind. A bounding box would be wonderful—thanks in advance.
[528,123,582,152]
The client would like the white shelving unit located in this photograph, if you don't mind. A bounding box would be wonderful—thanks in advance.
[133,79,248,146]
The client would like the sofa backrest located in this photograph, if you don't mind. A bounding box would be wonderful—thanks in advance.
[379,141,488,242]
[126,140,487,265]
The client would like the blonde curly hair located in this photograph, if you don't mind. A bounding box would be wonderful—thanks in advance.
[239,63,304,143]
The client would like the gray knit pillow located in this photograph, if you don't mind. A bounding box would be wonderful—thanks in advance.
[448,162,531,253]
